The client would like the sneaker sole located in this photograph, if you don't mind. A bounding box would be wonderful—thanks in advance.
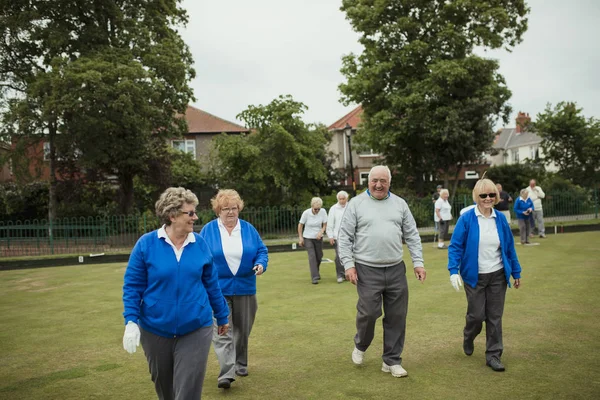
[381,365,408,377]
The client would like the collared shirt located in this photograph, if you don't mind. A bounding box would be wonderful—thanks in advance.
[217,218,243,276]
[299,208,328,239]
[157,225,196,262]
[474,207,504,274]
[434,198,452,221]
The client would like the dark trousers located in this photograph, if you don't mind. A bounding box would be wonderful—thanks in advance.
[355,261,408,366]
[213,295,258,381]
[463,269,507,362]
[333,241,345,279]
[140,325,212,400]
[304,238,323,281]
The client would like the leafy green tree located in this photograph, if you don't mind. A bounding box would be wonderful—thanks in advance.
[211,95,333,207]
[339,0,529,194]
[533,102,600,188]
[0,0,194,215]
[485,162,547,194]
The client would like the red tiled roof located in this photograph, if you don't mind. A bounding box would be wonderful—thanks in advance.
[182,105,249,134]
[328,105,363,130]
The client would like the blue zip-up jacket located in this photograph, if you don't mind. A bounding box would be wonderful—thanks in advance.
[514,197,534,219]
[448,208,522,288]
[122,231,229,338]
[200,219,268,296]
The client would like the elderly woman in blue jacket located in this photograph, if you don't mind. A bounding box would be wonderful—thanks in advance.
[514,189,535,245]
[447,178,522,373]
[122,187,230,400]
[200,189,268,390]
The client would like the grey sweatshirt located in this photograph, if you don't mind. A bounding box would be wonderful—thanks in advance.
[338,191,424,269]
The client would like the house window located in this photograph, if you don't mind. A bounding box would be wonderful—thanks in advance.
[43,142,50,161]
[360,172,369,185]
[358,149,379,157]
[530,145,539,160]
[43,142,82,161]
[171,139,196,159]
[503,152,508,164]
[512,149,519,164]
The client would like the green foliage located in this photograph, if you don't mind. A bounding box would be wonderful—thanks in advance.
[0,182,49,221]
[533,102,600,188]
[0,0,196,213]
[212,95,334,207]
[339,0,529,192]
[541,175,593,217]
[485,163,547,194]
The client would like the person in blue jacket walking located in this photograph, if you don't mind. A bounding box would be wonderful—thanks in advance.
[122,187,230,400]
[447,178,522,372]
[514,189,535,245]
[200,189,268,390]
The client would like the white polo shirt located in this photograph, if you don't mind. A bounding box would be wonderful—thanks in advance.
[474,207,504,274]
[434,198,453,221]
[217,218,243,276]
[299,208,328,239]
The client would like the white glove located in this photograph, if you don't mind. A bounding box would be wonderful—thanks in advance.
[123,321,141,354]
[450,274,463,292]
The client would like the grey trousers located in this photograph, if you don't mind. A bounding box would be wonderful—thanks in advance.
[213,295,258,381]
[355,261,408,366]
[333,241,345,279]
[533,210,545,235]
[304,238,323,281]
[518,218,531,243]
[463,269,507,362]
[140,325,212,400]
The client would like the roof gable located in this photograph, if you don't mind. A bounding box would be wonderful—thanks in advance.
[328,105,363,130]
[182,105,249,134]
[493,127,542,150]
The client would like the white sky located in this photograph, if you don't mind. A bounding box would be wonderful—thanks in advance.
[180,0,600,129]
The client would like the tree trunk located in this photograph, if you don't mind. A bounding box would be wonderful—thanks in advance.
[450,163,462,202]
[48,120,58,232]
[119,172,135,214]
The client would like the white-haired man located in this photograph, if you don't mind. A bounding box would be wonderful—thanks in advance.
[525,179,546,238]
[326,190,349,283]
[338,165,426,378]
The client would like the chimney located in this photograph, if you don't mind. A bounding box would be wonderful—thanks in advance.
[515,112,531,134]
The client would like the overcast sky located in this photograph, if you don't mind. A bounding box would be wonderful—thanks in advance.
[180,0,599,129]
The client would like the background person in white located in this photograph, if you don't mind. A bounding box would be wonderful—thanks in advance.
[338,165,426,378]
[298,197,328,284]
[525,179,546,238]
[326,191,349,283]
[435,188,453,249]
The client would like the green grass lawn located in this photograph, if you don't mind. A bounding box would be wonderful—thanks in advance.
[1,232,599,399]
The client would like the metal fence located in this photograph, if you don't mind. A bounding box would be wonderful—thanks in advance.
[1,189,598,258]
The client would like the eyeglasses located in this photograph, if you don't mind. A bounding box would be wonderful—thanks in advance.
[221,207,239,213]
[478,193,497,199]
[179,210,197,217]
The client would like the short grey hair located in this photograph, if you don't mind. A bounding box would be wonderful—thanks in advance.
[520,189,529,197]
[368,165,392,183]
[310,197,323,208]
[439,189,449,197]
[155,187,199,226]
[336,190,349,200]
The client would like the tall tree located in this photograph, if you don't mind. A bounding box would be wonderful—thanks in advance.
[533,102,600,188]
[211,95,333,207]
[339,0,529,194]
[0,0,194,214]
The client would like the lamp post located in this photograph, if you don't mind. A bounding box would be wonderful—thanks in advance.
[344,123,356,196]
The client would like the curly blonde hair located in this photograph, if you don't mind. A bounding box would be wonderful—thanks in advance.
[210,189,245,214]
[155,187,199,225]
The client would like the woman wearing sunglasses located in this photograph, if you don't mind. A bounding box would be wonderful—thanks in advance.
[200,189,268,390]
[447,178,522,372]
[122,187,230,399]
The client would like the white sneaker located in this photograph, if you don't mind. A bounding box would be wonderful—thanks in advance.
[352,348,365,365]
[382,362,408,377]
[337,277,344,283]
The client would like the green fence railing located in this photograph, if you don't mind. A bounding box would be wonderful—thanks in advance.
[1,189,598,258]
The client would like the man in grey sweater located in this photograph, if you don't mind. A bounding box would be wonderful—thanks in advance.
[338,165,426,378]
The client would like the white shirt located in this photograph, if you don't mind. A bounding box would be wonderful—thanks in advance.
[434,198,453,221]
[326,203,347,239]
[299,208,328,239]
[157,225,196,262]
[525,186,545,210]
[474,207,504,274]
[217,218,243,276]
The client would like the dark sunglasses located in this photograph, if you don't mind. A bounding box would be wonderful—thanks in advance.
[179,210,197,217]
[478,193,497,199]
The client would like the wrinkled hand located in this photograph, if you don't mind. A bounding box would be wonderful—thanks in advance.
[299,238,304,247]
[123,321,141,354]
[316,232,323,240]
[253,264,264,275]
[329,238,335,246]
[218,324,229,336]
[450,274,463,292]
[414,267,426,283]
[513,278,521,289]
[345,267,358,285]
